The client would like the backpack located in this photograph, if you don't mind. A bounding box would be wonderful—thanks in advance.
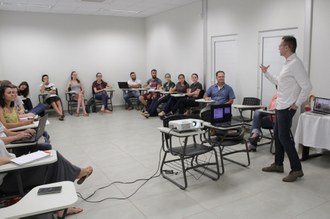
[86,97,96,113]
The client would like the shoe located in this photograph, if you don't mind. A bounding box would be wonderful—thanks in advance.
[262,163,284,173]
[83,113,89,117]
[127,106,133,111]
[142,112,150,118]
[57,207,83,219]
[59,115,64,121]
[248,143,257,152]
[77,166,93,185]
[158,111,165,117]
[282,170,304,182]
[75,112,80,117]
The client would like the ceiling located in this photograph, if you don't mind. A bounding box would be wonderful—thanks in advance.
[0,0,202,18]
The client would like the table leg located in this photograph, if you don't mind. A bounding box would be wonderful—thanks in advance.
[301,144,323,161]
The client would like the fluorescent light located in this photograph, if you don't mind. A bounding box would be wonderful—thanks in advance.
[108,9,141,14]
[0,2,53,9]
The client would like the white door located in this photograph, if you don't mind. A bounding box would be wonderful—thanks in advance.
[258,28,298,106]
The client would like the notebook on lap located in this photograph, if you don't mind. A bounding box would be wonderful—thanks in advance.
[11,150,50,165]
[312,97,330,115]
[118,82,129,89]
[211,104,242,128]
[11,114,48,144]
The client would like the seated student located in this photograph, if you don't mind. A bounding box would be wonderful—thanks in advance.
[123,72,141,110]
[158,74,189,117]
[204,70,235,105]
[142,73,175,118]
[138,69,162,111]
[170,73,203,115]
[248,93,277,152]
[92,72,112,113]
[65,71,89,116]
[0,84,34,129]
[18,81,46,117]
[40,74,65,121]
[0,139,92,218]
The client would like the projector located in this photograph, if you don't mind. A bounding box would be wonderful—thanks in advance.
[168,119,204,131]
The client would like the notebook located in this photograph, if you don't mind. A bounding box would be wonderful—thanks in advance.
[11,114,48,144]
[211,104,242,127]
[118,82,129,89]
[312,97,330,115]
[11,150,50,165]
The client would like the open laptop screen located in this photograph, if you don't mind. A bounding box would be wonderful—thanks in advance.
[211,104,232,124]
[313,97,330,114]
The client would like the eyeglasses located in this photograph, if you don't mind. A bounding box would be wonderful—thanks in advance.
[97,75,102,78]
[178,77,184,79]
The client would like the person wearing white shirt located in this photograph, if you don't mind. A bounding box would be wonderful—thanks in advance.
[260,36,312,182]
[123,72,141,110]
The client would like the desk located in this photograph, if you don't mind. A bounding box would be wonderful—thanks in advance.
[195,98,215,103]
[158,127,220,189]
[0,150,57,195]
[233,104,264,125]
[257,109,275,115]
[9,120,50,132]
[0,181,77,219]
[294,112,330,160]
[171,93,187,97]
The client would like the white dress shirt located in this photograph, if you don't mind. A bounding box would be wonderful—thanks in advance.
[265,53,312,110]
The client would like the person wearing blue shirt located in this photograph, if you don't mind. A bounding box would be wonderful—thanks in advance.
[204,70,235,104]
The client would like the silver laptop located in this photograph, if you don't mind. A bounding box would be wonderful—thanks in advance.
[11,114,48,144]
[312,97,330,115]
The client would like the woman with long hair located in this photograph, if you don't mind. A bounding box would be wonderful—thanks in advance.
[65,71,88,116]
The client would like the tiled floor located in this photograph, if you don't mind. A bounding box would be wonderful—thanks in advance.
[46,108,330,219]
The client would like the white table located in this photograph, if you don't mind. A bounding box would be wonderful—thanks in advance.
[0,181,77,219]
[294,112,330,160]
[9,120,50,132]
[233,104,264,124]
[0,150,57,195]
[171,93,187,97]
[257,109,275,115]
[195,98,215,103]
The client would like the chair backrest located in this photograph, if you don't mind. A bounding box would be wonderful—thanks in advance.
[242,97,260,106]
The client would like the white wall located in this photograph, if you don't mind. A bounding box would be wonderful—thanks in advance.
[207,0,306,104]
[310,0,330,97]
[145,1,204,85]
[0,11,146,107]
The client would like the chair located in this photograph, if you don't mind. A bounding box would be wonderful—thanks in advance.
[65,89,87,115]
[206,126,250,174]
[190,90,205,116]
[38,88,64,115]
[160,115,220,190]
[258,116,275,154]
[237,97,261,125]
[92,86,114,112]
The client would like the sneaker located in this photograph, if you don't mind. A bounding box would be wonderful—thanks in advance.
[282,170,304,182]
[248,143,257,152]
[262,163,284,173]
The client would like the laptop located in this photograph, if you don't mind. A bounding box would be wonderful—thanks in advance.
[211,104,242,127]
[11,114,48,144]
[312,97,330,115]
[118,82,129,89]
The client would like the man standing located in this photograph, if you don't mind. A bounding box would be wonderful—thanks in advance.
[260,36,312,182]
[124,72,141,110]
[138,69,162,110]
[204,70,235,104]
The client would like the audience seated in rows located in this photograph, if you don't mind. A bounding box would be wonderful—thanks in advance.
[123,72,142,110]
[142,73,175,118]
[92,72,112,113]
[40,74,65,121]
[0,139,92,218]
[65,71,89,117]
[139,69,162,111]
[158,74,190,117]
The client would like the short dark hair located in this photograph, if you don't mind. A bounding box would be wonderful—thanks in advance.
[41,74,49,82]
[282,35,297,53]
[96,72,102,77]
[0,85,14,108]
[130,72,135,76]
[216,71,225,76]
[151,69,157,73]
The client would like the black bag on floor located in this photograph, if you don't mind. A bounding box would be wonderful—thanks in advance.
[86,97,96,113]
